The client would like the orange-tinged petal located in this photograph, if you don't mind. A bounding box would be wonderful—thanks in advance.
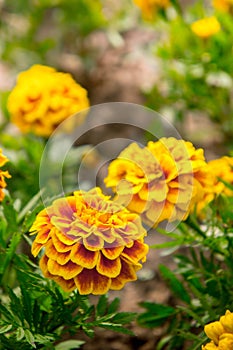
[55,228,77,246]
[33,227,50,244]
[102,246,124,260]
[96,253,121,278]
[46,240,72,265]
[111,260,137,290]
[74,268,111,295]
[121,239,149,264]
[31,241,44,257]
[51,232,73,252]
[53,276,76,293]
[39,255,51,278]
[47,258,83,280]
[71,244,99,269]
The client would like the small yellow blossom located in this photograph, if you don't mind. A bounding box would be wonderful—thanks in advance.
[191,16,221,38]
[104,137,211,227]
[30,187,148,294]
[202,310,233,350]
[213,0,233,12]
[196,156,233,214]
[133,0,170,19]
[0,149,11,201]
[7,64,90,137]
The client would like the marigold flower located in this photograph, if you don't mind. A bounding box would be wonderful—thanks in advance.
[196,156,233,214]
[104,137,211,227]
[202,310,233,349]
[7,64,89,137]
[30,187,148,294]
[133,0,170,19]
[0,149,11,202]
[213,0,233,12]
[191,16,221,38]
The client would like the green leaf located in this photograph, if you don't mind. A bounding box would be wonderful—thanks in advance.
[98,322,134,335]
[111,312,136,325]
[24,329,36,348]
[96,295,108,317]
[159,264,191,304]
[108,298,120,314]
[0,325,12,334]
[138,303,175,328]
[2,196,18,234]
[55,340,85,350]
[16,327,25,341]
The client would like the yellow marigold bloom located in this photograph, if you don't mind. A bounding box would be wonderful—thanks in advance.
[220,310,233,333]
[133,0,170,19]
[191,16,221,38]
[202,341,218,349]
[104,137,211,227]
[202,310,233,349]
[30,187,148,294]
[0,149,11,202]
[213,0,233,12]
[7,64,89,137]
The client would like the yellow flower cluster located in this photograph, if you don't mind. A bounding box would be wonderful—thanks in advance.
[30,188,148,294]
[191,16,221,38]
[0,149,11,202]
[202,310,233,349]
[104,137,211,227]
[133,0,170,19]
[213,0,233,12]
[196,156,233,214]
[7,65,89,137]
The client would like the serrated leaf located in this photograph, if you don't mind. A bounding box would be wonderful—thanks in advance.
[0,324,12,334]
[16,327,25,341]
[55,340,85,350]
[98,322,134,335]
[24,329,36,348]
[96,295,108,317]
[159,264,191,304]
[111,312,136,324]
[108,298,120,314]
[138,303,175,327]
[2,197,18,234]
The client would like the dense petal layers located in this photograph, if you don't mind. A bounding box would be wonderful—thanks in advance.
[30,187,148,294]
[202,310,233,349]
[0,149,11,201]
[104,137,211,227]
[7,64,90,137]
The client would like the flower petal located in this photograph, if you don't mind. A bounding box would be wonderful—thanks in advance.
[102,246,124,260]
[71,244,99,269]
[47,258,83,279]
[110,259,137,290]
[46,240,72,265]
[121,239,148,264]
[74,268,111,295]
[96,253,121,278]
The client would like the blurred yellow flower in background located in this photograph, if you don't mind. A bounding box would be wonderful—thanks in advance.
[133,0,170,19]
[191,16,221,38]
[104,137,211,227]
[196,156,233,215]
[30,187,148,294]
[213,0,233,12]
[202,310,233,349]
[7,64,90,137]
[0,149,11,201]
